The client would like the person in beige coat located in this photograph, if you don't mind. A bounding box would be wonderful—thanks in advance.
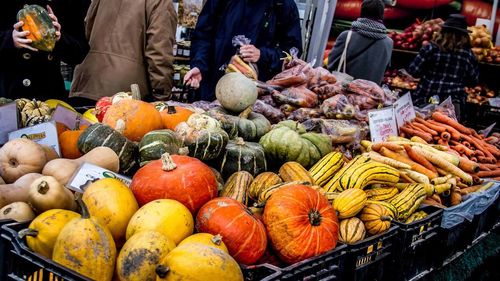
[70,0,177,103]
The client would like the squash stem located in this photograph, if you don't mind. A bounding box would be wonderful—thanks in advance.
[380,215,393,222]
[211,234,223,246]
[115,119,126,134]
[75,193,90,219]
[308,210,322,226]
[235,137,245,146]
[37,181,50,195]
[18,228,39,239]
[238,106,252,119]
[130,84,141,100]
[167,106,177,114]
[156,265,170,278]
[161,153,177,171]
[178,147,189,156]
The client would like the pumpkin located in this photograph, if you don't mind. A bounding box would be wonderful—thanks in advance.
[338,217,366,244]
[155,243,244,281]
[58,123,88,159]
[15,98,30,111]
[53,196,116,281]
[28,176,77,213]
[360,203,393,235]
[220,138,267,179]
[116,231,176,281]
[0,97,13,105]
[263,185,339,264]
[131,153,218,214]
[207,107,271,141]
[248,172,282,201]
[0,138,48,183]
[220,171,253,205]
[138,130,187,167]
[279,161,315,184]
[332,188,367,219]
[19,99,51,117]
[0,202,36,222]
[156,104,194,130]
[95,91,134,122]
[78,123,138,174]
[0,173,43,208]
[83,178,139,244]
[259,120,332,168]
[19,209,80,258]
[216,72,258,113]
[103,85,163,142]
[17,5,56,52]
[175,114,229,161]
[178,233,229,254]
[254,180,311,206]
[126,199,194,245]
[196,197,267,265]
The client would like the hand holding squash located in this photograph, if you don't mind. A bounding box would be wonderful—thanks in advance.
[46,5,61,41]
[12,21,37,52]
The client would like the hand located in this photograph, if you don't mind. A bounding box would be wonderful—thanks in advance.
[12,21,37,52]
[240,45,261,63]
[184,67,202,89]
[47,5,61,41]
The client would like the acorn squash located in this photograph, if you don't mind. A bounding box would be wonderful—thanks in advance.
[17,5,56,52]
[220,138,266,179]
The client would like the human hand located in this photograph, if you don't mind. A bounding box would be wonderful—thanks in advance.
[184,67,202,89]
[47,5,61,41]
[240,45,261,63]
[12,21,37,51]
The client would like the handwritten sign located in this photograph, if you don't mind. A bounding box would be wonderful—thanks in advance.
[9,121,60,156]
[0,102,18,144]
[368,107,398,143]
[394,92,416,129]
[51,105,92,130]
[67,162,132,193]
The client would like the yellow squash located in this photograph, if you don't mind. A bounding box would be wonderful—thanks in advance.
[178,233,229,253]
[332,188,367,219]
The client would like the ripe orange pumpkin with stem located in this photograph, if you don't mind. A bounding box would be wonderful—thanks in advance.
[156,104,194,130]
[58,121,88,159]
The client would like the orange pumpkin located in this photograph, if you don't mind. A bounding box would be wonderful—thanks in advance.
[56,122,69,136]
[157,105,193,130]
[58,124,88,159]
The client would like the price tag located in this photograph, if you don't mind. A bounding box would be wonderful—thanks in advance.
[67,162,131,193]
[0,102,19,145]
[8,121,60,156]
[52,105,92,130]
[368,107,398,143]
[394,92,416,129]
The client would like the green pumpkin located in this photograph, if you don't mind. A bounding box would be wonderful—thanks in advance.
[207,107,271,141]
[220,137,267,179]
[0,98,13,106]
[138,130,187,166]
[259,120,332,168]
[175,113,229,161]
[77,123,138,174]
[17,5,57,52]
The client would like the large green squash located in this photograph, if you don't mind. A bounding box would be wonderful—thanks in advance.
[216,73,258,113]
[77,123,138,174]
[17,5,56,52]
[138,130,187,166]
[259,120,332,168]
[220,138,267,179]
[207,107,271,141]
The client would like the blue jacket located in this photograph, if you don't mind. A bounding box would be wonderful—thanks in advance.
[191,0,302,101]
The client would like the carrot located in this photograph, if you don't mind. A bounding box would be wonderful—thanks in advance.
[478,164,491,171]
[475,169,500,178]
[404,144,438,173]
[462,141,471,148]
[459,184,483,195]
[440,131,451,141]
[423,198,446,208]
[403,169,431,184]
[399,172,416,183]
[400,126,433,143]
[452,144,476,157]
[432,112,471,135]
[477,182,495,192]
[472,175,482,184]
[379,147,439,179]
[461,135,495,161]
[412,122,438,136]
[493,176,500,181]
[482,163,500,169]
[431,194,442,204]
[457,156,480,173]
[371,142,404,152]
[450,187,462,206]
[435,183,452,194]
[410,136,428,144]
[368,151,412,169]
[478,156,496,164]
[457,182,468,189]
[431,175,452,185]
[427,120,462,141]
[415,117,446,133]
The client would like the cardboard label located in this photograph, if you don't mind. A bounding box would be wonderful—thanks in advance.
[51,105,92,130]
[368,107,398,143]
[394,92,416,129]
[67,162,131,193]
[8,121,60,155]
[0,102,19,144]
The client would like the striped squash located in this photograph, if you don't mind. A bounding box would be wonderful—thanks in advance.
[138,130,186,166]
[309,152,344,186]
[389,184,427,221]
[220,171,253,205]
[323,155,371,192]
[332,189,367,219]
[248,172,282,201]
[77,123,138,174]
[279,162,314,184]
[359,203,392,235]
[366,200,398,219]
[255,181,310,206]
[338,217,366,244]
[365,187,399,201]
[220,138,267,179]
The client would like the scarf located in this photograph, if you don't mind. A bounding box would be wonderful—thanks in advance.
[351,18,388,40]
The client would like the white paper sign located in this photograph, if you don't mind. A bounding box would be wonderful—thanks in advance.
[8,121,60,156]
[67,162,132,193]
[0,102,18,144]
[368,107,398,143]
[394,92,416,129]
[51,105,92,130]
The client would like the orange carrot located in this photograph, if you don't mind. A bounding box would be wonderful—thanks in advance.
[472,175,482,184]
[459,184,483,195]
[475,169,500,178]
[441,131,451,141]
[400,126,433,143]
[423,198,446,208]
[427,120,462,141]
[404,144,438,173]
[415,117,446,133]
[379,147,438,179]
[470,157,478,162]
[452,144,476,157]
[432,112,471,135]
[450,187,462,206]
[371,142,404,152]
[412,122,438,136]
[493,176,500,181]
[461,135,496,161]
[458,156,480,173]
[462,141,471,148]
[479,164,491,171]
[438,139,449,146]
[431,194,442,204]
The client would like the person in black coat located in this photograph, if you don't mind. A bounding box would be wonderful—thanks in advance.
[184,0,303,101]
[0,0,90,101]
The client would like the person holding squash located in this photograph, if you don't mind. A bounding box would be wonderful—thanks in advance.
[184,0,303,101]
[0,1,90,101]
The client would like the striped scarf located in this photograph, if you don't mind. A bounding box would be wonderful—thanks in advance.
[351,18,388,40]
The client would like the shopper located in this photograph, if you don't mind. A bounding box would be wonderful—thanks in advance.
[408,14,479,120]
[328,0,393,85]
[0,1,90,101]
[70,0,177,103]
[184,0,303,101]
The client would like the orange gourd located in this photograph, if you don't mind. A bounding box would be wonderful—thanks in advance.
[58,123,88,159]
[157,104,194,130]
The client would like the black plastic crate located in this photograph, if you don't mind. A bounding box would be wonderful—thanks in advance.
[389,206,443,280]
[342,226,399,281]
[241,264,282,281]
[439,217,475,263]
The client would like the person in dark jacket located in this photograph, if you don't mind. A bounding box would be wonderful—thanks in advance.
[328,0,392,84]
[184,0,303,101]
[0,0,90,101]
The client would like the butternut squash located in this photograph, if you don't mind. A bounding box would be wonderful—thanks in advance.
[0,173,43,208]
[0,176,4,185]
[0,202,35,222]
[42,145,59,161]
[42,146,120,185]
[0,138,48,183]
[28,176,77,213]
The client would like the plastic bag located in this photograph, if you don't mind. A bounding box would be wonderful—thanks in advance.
[302,118,363,144]
[313,82,346,101]
[321,94,357,119]
[330,71,354,84]
[253,100,284,124]
[224,35,259,79]
[287,108,322,123]
[307,67,337,90]
[272,86,318,108]
[434,96,457,120]
[191,100,221,112]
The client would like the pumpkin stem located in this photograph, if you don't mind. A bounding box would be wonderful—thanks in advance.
[380,215,393,222]
[235,137,245,146]
[75,193,90,219]
[253,202,266,208]
[156,265,170,278]
[130,84,141,100]
[37,181,50,195]
[167,106,177,114]
[308,210,322,226]
[18,228,39,239]
[238,106,252,119]
[211,234,223,246]
[161,153,177,171]
[115,119,126,134]
[178,147,189,156]
[3,207,12,215]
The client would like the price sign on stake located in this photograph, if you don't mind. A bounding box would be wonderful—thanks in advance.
[8,121,61,156]
[0,102,19,145]
[394,92,416,129]
[368,107,398,143]
[67,162,132,193]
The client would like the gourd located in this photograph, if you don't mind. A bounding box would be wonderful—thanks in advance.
[17,5,56,52]
[178,233,228,254]
[279,161,315,184]
[24,115,52,127]
[95,91,134,122]
[131,153,218,214]
[365,187,399,201]
[0,173,43,208]
[389,183,427,221]
[309,151,344,186]
[78,123,138,174]
[126,199,194,245]
[220,171,253,205]
[83,178,139,244]
[42,146,120,185]
[263,185,339,264]
[156,104,194,130]
[28,176,77,213]
[18,209,80,258]
[155,243,244,281]
[220,138,267,179]
[332,189,367,219]
[138,130,187,167]
[359,203,393,235]
[208,107,271,141]
[0,138,48,183]
[216,72,258,113]
[175,114,229,161]
[248,172,282,201]
[0,202,35,222]
[338,217,366,244]
[58,123,88,159]
[116,231,176,281]
[52,197,116,281]
[196,197,267,265]
[19,100,51,116]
